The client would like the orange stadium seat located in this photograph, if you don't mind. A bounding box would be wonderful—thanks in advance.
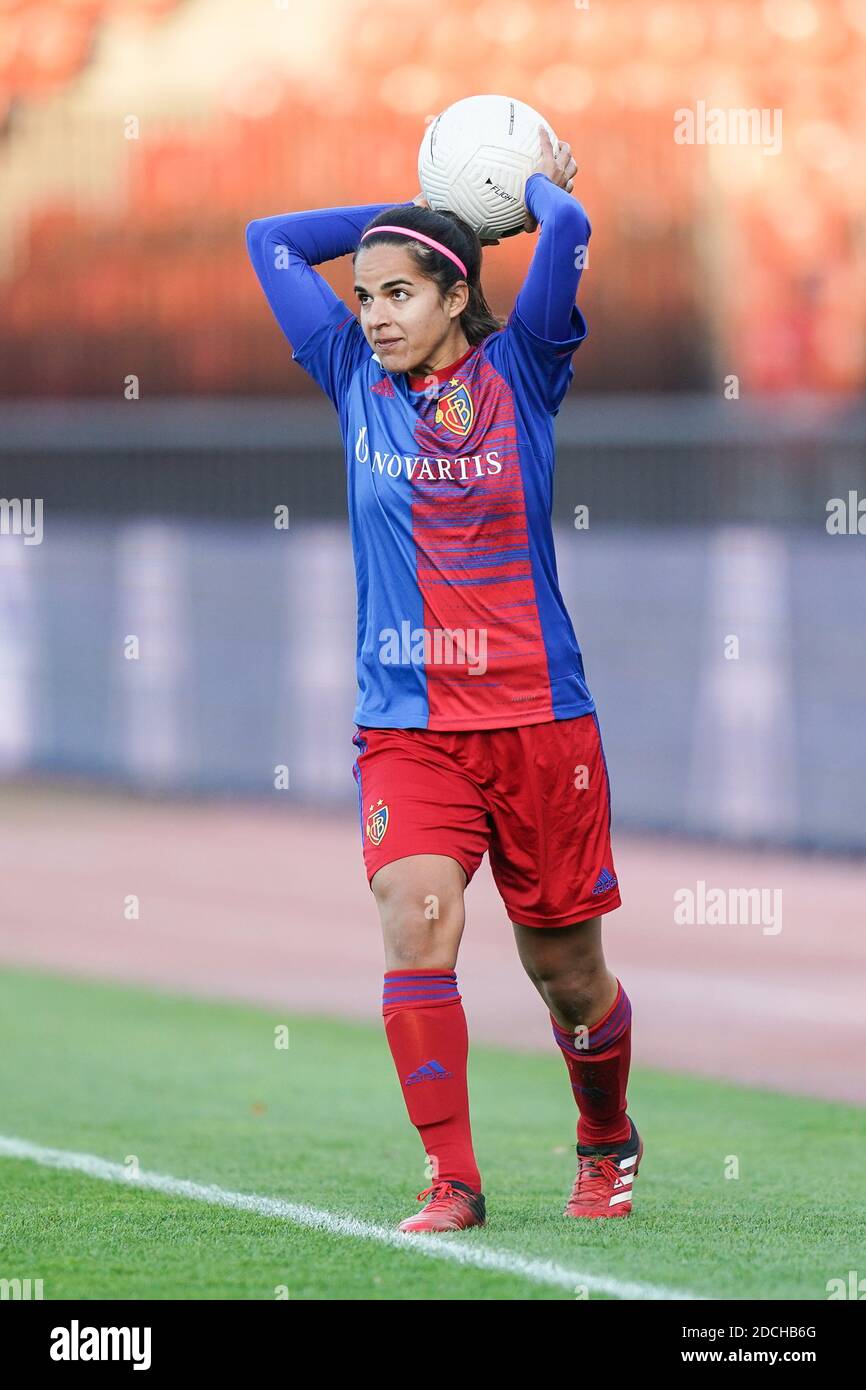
[0,8,94,98]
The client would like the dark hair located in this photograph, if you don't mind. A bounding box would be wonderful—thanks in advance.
[353,205,504,346]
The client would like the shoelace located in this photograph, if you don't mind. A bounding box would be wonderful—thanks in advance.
[573,1152,622,1197]
[415,1181,466,1207]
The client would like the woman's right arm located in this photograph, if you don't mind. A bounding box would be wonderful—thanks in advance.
[245,200,414,352]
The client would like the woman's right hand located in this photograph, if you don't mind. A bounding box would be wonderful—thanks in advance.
[414,190,500,247]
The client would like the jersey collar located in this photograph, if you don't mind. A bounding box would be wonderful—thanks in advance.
[406,341,477,392]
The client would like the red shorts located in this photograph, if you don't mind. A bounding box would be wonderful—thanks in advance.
[351,712,621,928]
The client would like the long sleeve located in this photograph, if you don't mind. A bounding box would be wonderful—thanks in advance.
[245,199,415,354]
[477,172,591,416]
[514,172,591,342]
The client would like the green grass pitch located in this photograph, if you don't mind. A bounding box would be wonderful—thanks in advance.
[0,968,863,1301]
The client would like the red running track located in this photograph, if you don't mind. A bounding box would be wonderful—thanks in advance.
[1,786,863,1105]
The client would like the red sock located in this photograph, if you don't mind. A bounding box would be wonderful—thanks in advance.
[382,968,481,1192]
[550,978,632,1146]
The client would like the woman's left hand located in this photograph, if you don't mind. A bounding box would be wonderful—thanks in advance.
[523,126,577,232]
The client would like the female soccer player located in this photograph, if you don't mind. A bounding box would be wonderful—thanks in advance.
[246,127,642,1234]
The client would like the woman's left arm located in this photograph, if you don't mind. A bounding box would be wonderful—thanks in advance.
[513,170,591,342]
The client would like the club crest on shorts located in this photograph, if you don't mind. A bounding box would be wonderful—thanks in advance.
[366,799,389,845]
[434,378,473,437]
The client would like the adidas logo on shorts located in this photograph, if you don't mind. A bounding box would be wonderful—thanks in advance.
[592,866,618,895]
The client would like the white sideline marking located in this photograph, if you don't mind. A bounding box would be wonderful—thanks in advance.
[0,1135,702,1301]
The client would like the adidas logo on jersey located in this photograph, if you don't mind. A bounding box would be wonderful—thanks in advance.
[370,377,395,397]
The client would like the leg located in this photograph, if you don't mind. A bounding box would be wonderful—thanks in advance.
[513,913,632,1148]
[374,854,483,1197]
[352,726,490,1221]
[373,852,467,970]
[486,717,642,1212]
[511,913,617,1031]
[484,717,632,1151]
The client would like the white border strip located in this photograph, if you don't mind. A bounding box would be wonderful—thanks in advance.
[0,1135,701,1301]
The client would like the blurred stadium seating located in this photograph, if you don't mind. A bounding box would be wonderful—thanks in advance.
[0,0,864,395]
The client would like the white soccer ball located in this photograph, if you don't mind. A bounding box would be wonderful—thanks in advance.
[418,94,560,244]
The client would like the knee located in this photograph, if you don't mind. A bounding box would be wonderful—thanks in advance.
[375,874,462,932]
[543,975,597,1022]
[375,877,464,970]
[528,959,611,1027]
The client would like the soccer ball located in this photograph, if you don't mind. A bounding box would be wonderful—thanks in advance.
[418,94,560,243]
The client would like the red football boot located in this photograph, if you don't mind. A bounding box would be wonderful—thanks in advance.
[398,1179,486,1234]
[564,1116,643,1219]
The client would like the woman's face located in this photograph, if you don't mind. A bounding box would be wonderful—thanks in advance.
[353,244,469,375]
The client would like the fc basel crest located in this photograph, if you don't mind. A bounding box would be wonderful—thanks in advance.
[435,377,474,438]
[366,799,389,845]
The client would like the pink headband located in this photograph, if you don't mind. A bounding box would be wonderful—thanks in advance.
[359,224,468,279]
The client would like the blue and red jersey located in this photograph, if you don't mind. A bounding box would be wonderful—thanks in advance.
[246,172,594,730]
